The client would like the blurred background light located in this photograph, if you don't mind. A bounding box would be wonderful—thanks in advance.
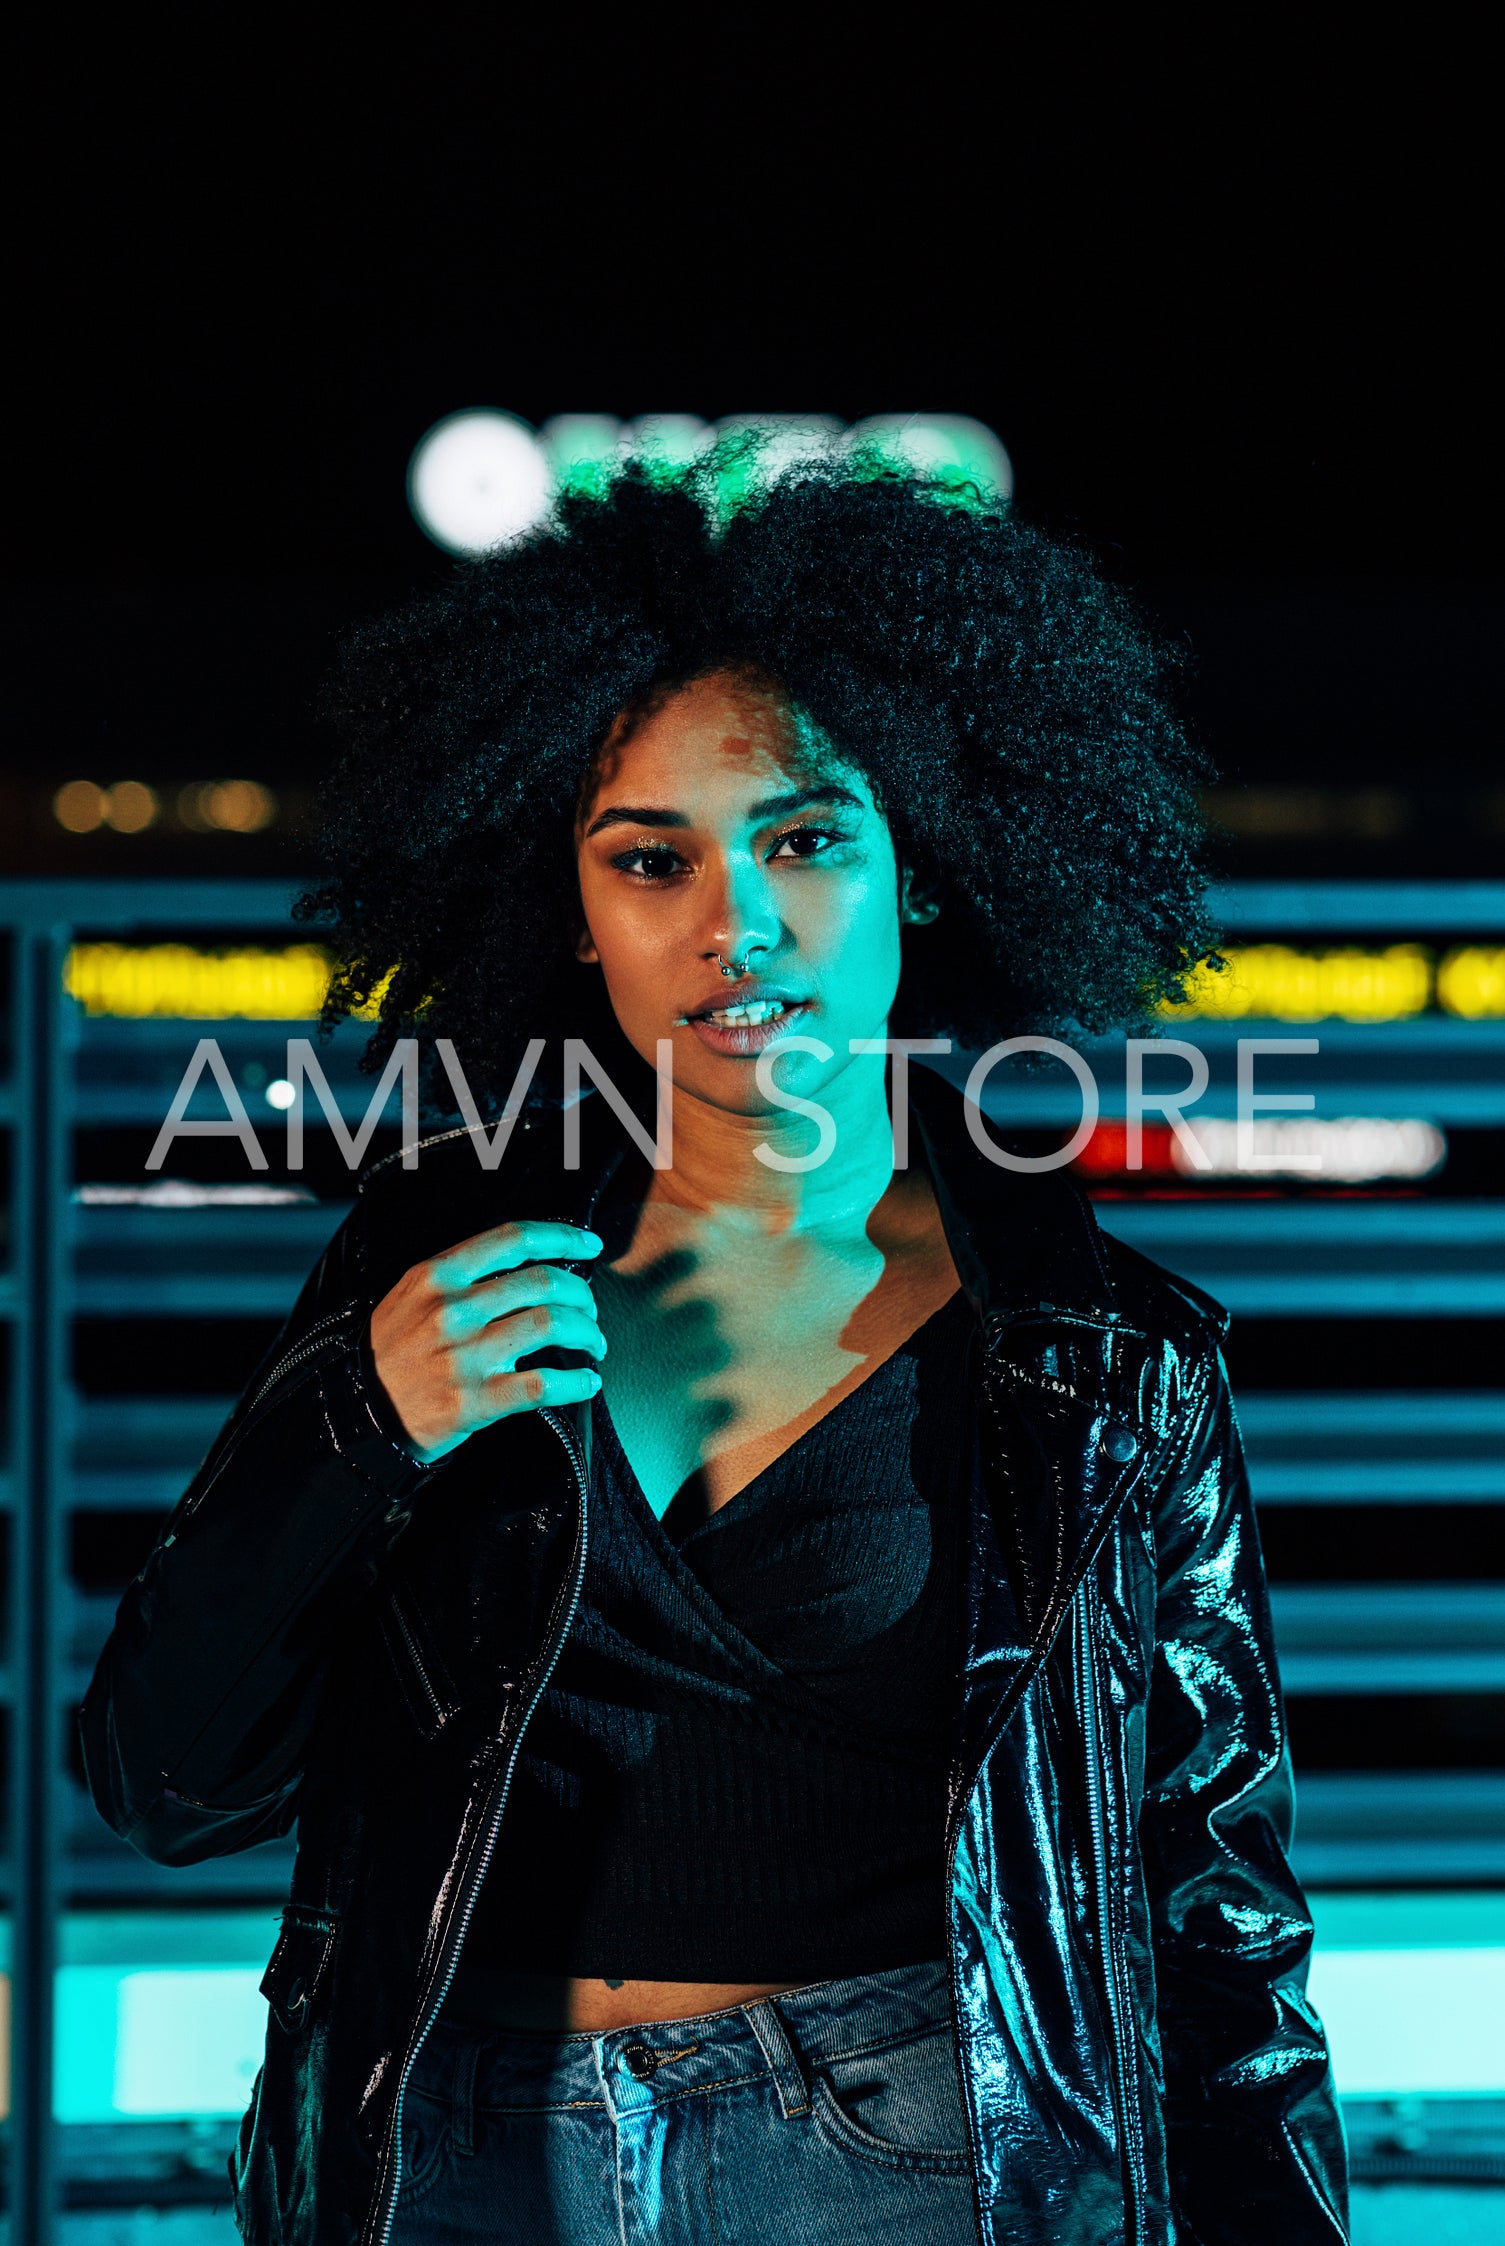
[61,933,1505,1026]
[53,780,160,834]
[1439,945,1505,1019]
[409,410,1013,554]
[1308,1892,1505,2098]
[1167,942,1431,1021]
[407,407,555,554]
[1072,1114,1451,1184]
[53,780,109,833]
[72,1180,315,1206]
[849,412,1015,505]
[709,414,846,513]
[1172,1115,1448,1182]
[51,1966,266,2122]
[64,941,335,1020]
[628,412,714,476]
[1202,785,1413,842]
[538,413,625,499]
[102,781,160,834]
[114,1969,267,2117]
[176,778,278,833]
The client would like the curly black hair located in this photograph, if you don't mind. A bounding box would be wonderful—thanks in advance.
[301,457,1217,1108]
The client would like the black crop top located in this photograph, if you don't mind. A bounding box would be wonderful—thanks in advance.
[459,1286,975,1984]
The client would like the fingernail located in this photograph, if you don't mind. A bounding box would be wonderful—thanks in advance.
[586,1370,603,1391]
[583,1231,604,1250]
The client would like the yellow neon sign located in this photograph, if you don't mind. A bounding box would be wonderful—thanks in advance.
[1163,943,1505,1022]
[65,943,332,1019]
[59,939,1505,1024]
[1436,945,1505,1020]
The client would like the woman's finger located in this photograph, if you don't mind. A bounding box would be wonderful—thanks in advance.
[429,1221,603,1292]
[466,1303,607,1377]
[438,1262,598,1338]
[481,1363,604,1419]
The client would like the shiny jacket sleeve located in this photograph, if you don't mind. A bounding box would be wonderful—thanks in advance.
[78,1202,431,1867]
[1138,1340,1348,2245]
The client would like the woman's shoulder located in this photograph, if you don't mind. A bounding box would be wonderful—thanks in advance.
[352,1113,585,1296]
[1095,1228,1231,1358]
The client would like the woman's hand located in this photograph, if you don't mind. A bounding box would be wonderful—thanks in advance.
[368,1221,606,1463]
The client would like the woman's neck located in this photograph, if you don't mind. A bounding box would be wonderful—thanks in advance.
[650,1049,897,1238]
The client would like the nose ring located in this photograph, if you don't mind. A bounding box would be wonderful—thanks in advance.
[715,951,752,979]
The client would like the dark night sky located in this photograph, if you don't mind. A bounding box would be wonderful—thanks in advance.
[8,18,1501,844]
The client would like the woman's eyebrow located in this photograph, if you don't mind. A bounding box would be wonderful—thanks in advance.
[748,783,864,819]
[583,784,862,839]
[584,803,687,836]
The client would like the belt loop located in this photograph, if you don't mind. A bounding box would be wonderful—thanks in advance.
[743,1999,809,2119]
[451,2030,480,2159]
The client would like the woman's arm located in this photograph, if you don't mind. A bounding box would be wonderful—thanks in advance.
[78,1203,607,1867]
[78,1202,431,1865]
[1138,1342,1349,2245]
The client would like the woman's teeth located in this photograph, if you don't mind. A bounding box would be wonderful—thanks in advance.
[706,999,787,1027]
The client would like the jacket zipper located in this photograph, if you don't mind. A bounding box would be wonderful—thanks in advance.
[366,1168,618,2245]
[247,1309,354,1416]
[388,1591,448,1731]
[944,1599,1146,2246]
[366,1402,590,2246]
[1076,1572,1146,2246]
[942,1311,1147,2246]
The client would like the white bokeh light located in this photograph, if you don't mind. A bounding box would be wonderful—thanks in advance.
[849,414,1014,505]
[627,413,713,469]
[407,410,554,555]
[409,411,1014,549]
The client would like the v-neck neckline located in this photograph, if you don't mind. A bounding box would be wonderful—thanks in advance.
[587,1390,806,1698]
[597,1284,967,1553]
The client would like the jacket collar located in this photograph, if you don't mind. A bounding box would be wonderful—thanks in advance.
[367,1057,1136,1383]
[903,1062,1122,1335]
[557,1058,1123,1336]
[429,1063,1142,1736]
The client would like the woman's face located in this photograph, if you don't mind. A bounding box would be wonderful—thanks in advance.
[575,672,921,1118]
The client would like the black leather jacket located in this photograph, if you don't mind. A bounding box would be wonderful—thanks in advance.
[81,1067,1348,2245]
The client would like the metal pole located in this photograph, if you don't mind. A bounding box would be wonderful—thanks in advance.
[10,922,69,2242]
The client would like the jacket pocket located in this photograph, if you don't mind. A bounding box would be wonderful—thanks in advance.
[379,1582,462,1738]
[260,1905,340,2035]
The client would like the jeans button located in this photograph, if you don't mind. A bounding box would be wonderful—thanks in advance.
[622,2044,658,2081]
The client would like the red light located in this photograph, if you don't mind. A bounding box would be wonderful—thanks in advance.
[1071,1121,1178,1179]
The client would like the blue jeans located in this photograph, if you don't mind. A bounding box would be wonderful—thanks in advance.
[392,1958,980,2243]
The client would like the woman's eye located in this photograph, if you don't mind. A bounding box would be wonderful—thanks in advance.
[611,845,684,881]
[767,825,845,861]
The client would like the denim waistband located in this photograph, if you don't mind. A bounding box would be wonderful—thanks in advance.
[418,1958,953,2117]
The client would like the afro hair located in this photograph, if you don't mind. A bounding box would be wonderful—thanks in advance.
[302,456,1217,1108]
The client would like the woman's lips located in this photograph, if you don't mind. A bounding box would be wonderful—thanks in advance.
[683,997,813,1056]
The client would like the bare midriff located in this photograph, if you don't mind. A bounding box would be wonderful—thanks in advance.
[448,1968,810,2033]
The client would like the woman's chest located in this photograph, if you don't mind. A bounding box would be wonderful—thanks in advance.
[593,1232,956,1517]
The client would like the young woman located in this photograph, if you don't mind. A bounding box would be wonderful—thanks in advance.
[82,461,1347,2245]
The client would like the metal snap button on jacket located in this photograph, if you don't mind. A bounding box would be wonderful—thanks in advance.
[1102,1424,1139,1462]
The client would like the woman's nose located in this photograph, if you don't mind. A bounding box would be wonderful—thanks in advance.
[702,858,781,970]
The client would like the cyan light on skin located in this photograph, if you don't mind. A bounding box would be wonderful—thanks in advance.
[574,671,935,1179]
[572,671,955,1521]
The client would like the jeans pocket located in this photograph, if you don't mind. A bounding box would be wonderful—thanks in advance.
[811,2023,972,2174]
[396,2080,455,2208]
